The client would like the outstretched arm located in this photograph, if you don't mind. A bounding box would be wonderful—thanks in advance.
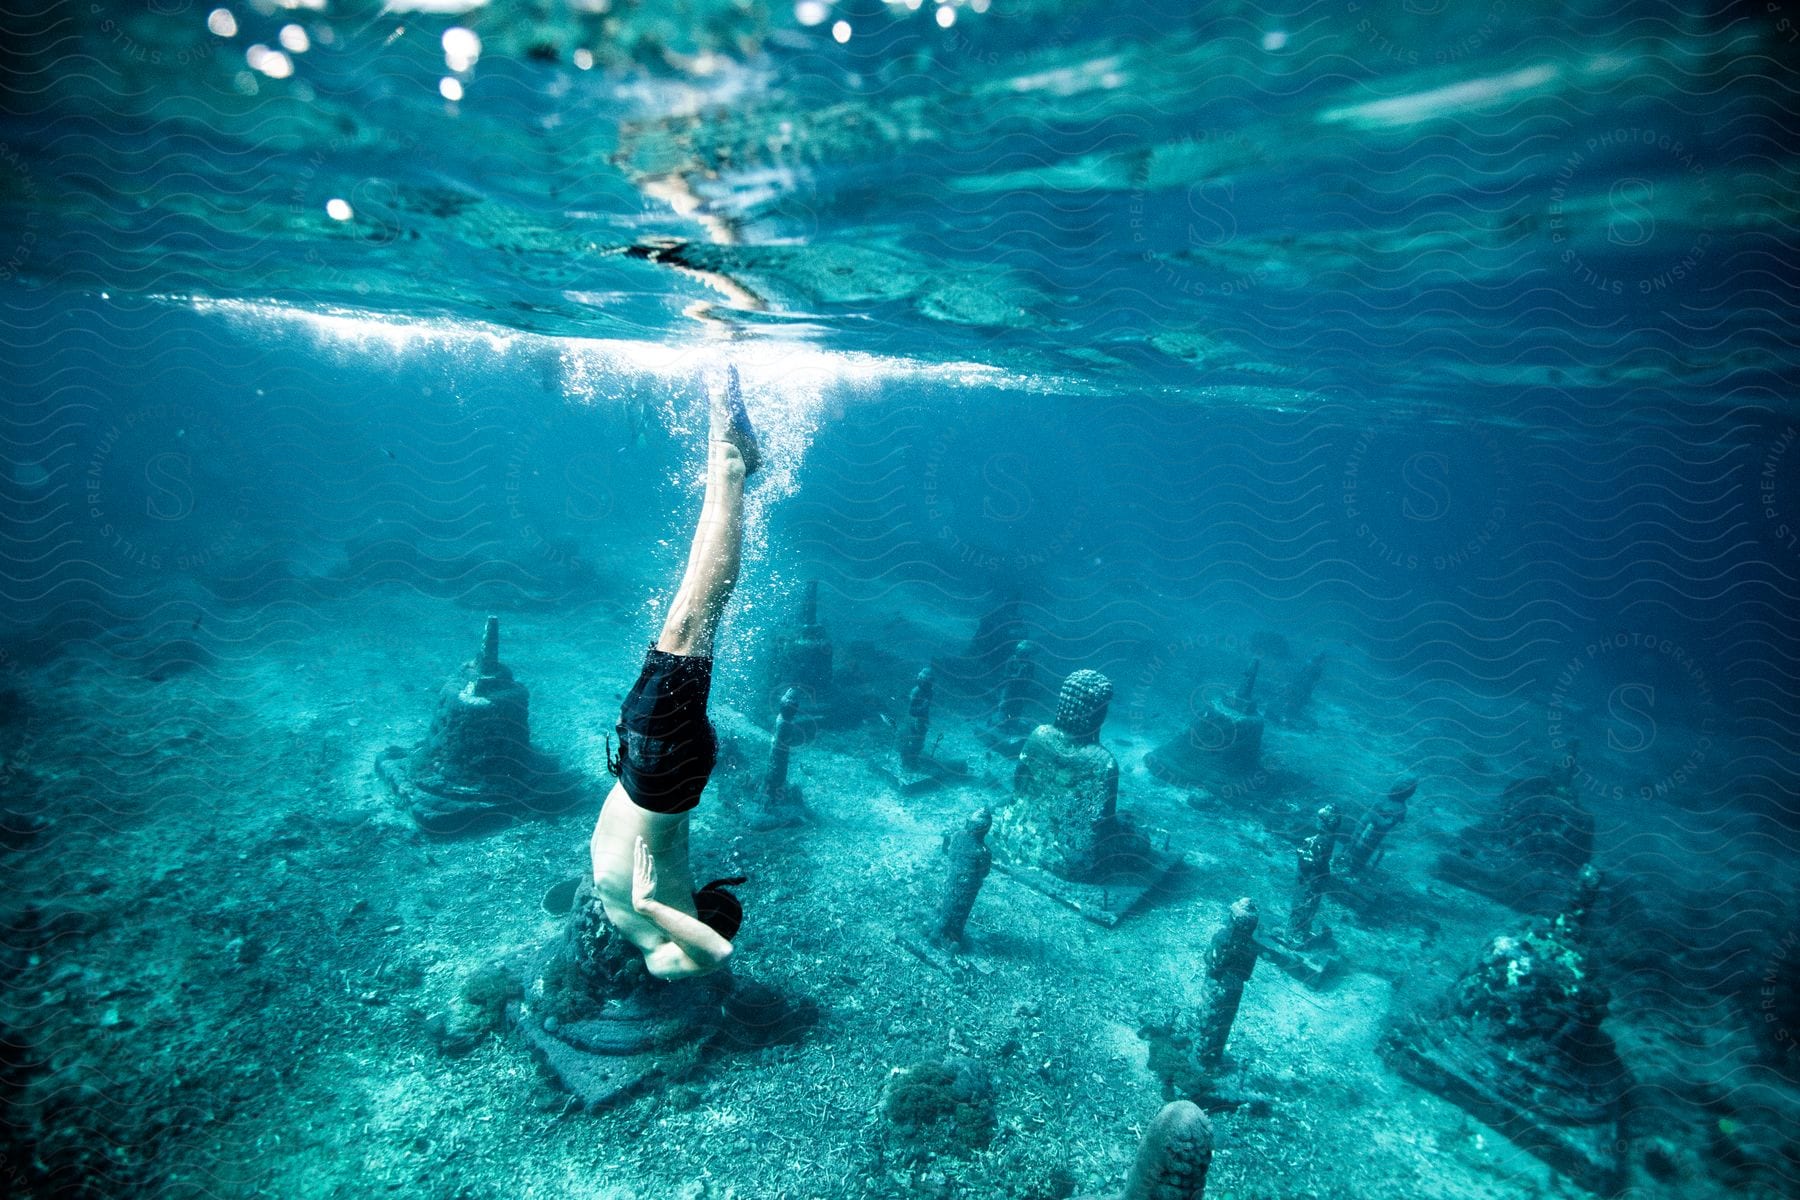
[632,838,733,979]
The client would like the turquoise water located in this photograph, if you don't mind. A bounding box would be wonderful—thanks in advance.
[1,2,1798,1198]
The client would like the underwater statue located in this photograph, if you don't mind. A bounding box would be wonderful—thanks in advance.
[1192,898,1261,1071]
[1435,742,1595,912]
[746,686,807,830]
[1272,652,1325,725]
[1283,804,1342,946]
[896,666,935,773]
[975,639,1038,758]
[1343,776,1417,874]
[1073,1100,1214,1200]
[928,807,993,948]
[991,668,1134,882]
[375,614,590,834]
[1145,657,1266,788]
[1380,867,1629,1194]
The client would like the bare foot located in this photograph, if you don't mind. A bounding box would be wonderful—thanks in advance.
[710,364,763,476]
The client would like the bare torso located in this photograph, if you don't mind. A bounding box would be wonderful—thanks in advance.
[590,780,700,955]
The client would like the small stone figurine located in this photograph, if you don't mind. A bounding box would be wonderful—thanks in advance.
[977,639,1038,758]
[1344,776,1417,874]
[1285,804,1342,945]
[896,667,935,773]
[929,808,994,948]
[748,687,807,829]
[1273,652,1325,725]
[1192,898,1260,1070]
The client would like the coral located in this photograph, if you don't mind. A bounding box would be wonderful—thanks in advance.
[460,962,523,1022]
[880,1057,997,1160]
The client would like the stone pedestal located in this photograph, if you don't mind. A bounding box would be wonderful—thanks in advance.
[376,616,589,834]
[1380,869,1629,1195]
[503,878,818,1110]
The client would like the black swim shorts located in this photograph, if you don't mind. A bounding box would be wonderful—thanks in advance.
[614,646,718,814]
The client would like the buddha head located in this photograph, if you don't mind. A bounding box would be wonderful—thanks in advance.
[1054,669,1113,741]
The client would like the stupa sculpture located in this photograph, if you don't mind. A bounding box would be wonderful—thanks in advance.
[1146,658,1266,787]
[1435,743,1595,912]
[376,616,589,834]
[1381,867,1629,1194]
[761,580,833,718]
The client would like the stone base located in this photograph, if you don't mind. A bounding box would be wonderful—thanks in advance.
[893,930,995,977]
[1382,1020,1627,1195]
[875,754,971,795]
[375,745,589,835]
[743,783,811,832]
[1257,936,1338,989]
[1145,700,1265,786]
[500,937,816,1112]
[974,718,1032,761]
[992,845,1182,928]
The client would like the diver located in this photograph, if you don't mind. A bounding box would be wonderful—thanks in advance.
[588,364,761,981]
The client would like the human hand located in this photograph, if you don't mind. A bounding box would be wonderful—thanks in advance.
[632,837,657,912]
